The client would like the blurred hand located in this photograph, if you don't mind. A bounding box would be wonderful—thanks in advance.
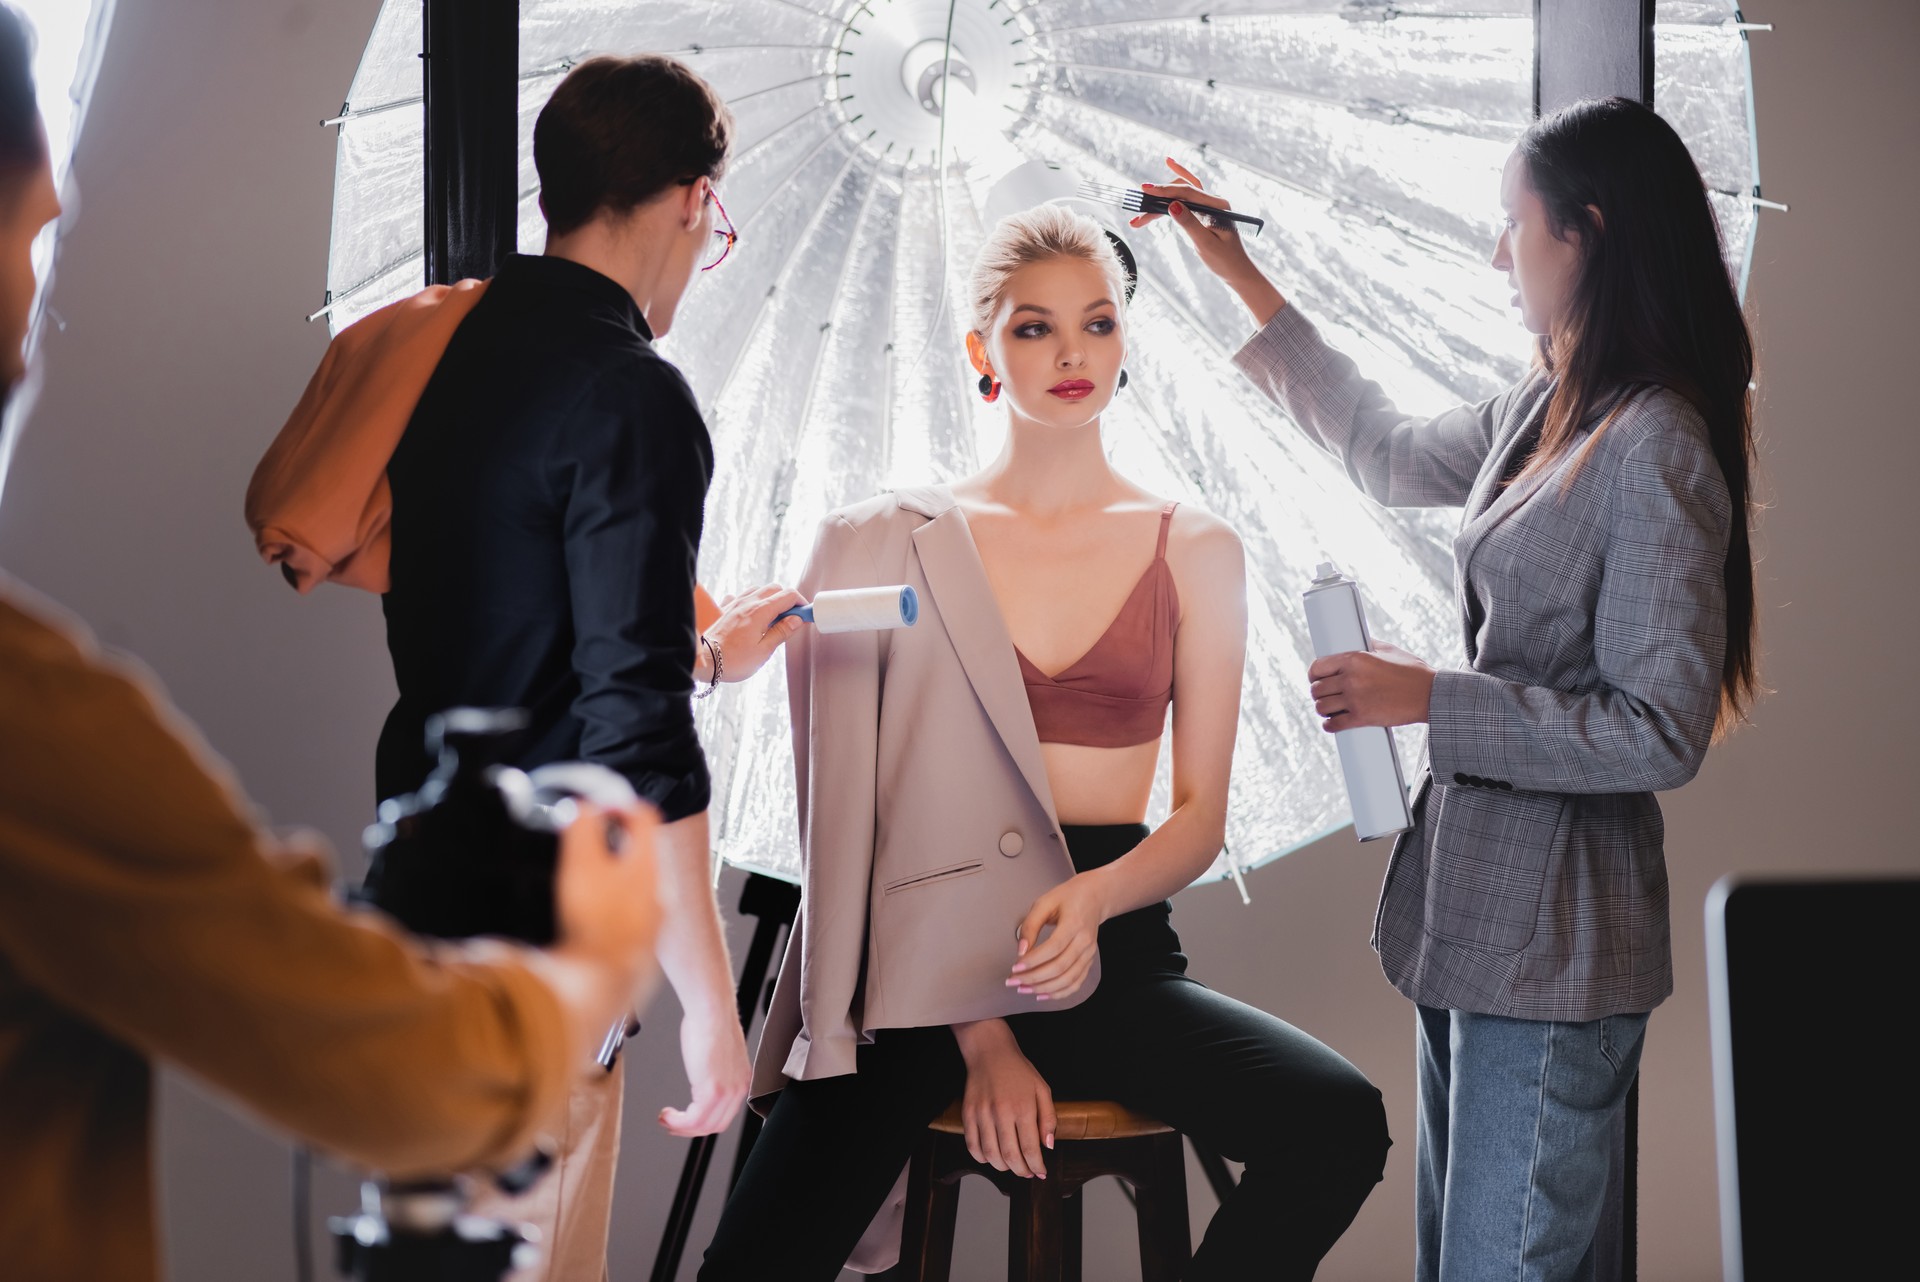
[1308,641,1437,731]
[553,801,661,987]
[703,583,807,684]
[955,1020,1056,1179]
[659,1003,751,1137]
[1010,871,1108,1003]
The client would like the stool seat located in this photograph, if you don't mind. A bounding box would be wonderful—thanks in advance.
[905,1098,1191,1280]
[928,1098,1173,1141]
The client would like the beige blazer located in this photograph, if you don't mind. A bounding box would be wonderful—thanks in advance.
[750,485,1097,1104]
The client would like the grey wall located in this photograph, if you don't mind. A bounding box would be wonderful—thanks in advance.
[2,1,1914,1278]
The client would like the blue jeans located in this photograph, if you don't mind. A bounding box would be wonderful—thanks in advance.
[1415,1005,1648,1282]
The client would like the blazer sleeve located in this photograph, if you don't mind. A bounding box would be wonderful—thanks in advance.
[1232,303,1524,509]
[780,513,884,1082]
[0,600,575,1178]
[554,360,715,822]
[1427,423,1732,794]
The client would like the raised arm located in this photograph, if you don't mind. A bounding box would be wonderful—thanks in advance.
[1139,158,1525,509]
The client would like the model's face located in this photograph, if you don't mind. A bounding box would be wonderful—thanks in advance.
[0,144,60,392]
[1490,150,1583,337]
[976,257,1125,427]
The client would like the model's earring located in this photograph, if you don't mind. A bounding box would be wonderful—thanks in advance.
[1118,368,1130,391]
[978,373,1001,403]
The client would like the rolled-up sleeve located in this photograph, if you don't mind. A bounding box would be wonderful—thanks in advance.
[554,360,715,821]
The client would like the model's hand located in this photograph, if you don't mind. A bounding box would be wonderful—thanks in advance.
[699,584,807,684]
[1010,871,1107,1003]
[1309,641,1436,731]
[955,1020,1056,1179]
[1132,158,1286,325]
[659,1003,750,1137]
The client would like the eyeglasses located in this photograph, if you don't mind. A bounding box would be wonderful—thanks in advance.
[702,186,737,272]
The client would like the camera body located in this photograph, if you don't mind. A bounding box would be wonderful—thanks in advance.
[360,708,636,946]
[333,708,637,1281]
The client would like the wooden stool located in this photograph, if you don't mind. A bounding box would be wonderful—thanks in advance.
[898,1098,1191,1282]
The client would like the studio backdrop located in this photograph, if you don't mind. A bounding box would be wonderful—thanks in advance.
[318,0,1762,887]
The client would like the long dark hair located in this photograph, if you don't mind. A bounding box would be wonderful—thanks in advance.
[1517,96,1757,736]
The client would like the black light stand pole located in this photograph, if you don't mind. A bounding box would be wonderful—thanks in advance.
[1531,16,1653,1279]
[423,0,518,286]
[650,872,800,1282]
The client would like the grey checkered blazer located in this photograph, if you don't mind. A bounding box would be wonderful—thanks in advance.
[1234,306,1732,1020]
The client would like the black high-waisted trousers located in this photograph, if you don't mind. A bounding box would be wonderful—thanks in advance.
[699,824,1390,1280]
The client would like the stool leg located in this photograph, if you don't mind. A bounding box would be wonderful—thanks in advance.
[1060,1185,1083,1282]
[1132,1133,1192,1282]
[1008,1177,1068,1282]
[900,1133,960,1282]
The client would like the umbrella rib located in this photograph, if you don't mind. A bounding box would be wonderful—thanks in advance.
[1033,93,1478,262]
[726,71,840,107]
[1042,58,1490,140]
[712,143,873,401]
[774,163,891,547]
[728,100,836,172]
[737,121,848,236]
[323,57,586,126]
[1029,10,1527,39]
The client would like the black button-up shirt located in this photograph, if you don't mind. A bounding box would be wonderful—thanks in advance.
[376,254,713,820]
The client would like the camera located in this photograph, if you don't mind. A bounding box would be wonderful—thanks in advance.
[328,708,638,1282]
[360,707,638,945]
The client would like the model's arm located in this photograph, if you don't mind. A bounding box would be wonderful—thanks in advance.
[554,364,747,1137]
[1006,510,1248,1001]
[0,597,658,1177]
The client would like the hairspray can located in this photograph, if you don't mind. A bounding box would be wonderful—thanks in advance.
[1301,561,1414,842]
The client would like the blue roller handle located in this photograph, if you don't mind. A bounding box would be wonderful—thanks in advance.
[774,586,919,628]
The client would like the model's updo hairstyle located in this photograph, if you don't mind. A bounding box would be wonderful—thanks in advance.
[967,203,1131,333]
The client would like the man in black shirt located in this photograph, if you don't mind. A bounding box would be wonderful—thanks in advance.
[378,55,801,1277]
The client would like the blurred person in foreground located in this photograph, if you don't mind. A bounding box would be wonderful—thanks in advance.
[0,9,662,1280]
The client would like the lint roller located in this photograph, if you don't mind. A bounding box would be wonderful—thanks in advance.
[775,585,920,633]
[1302,561,1414,842]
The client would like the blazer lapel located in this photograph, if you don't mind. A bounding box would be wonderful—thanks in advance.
[1455,376,1555,566]
[908,499,1062,828]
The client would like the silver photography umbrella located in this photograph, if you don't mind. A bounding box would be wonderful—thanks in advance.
[319,0,1764,888]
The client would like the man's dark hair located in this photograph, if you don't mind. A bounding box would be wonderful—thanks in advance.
[0,4,43,182]
[533,54,731,238]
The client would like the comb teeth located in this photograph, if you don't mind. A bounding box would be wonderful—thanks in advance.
[1075,181,1153,211]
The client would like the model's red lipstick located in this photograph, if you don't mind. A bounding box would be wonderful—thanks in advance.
[1049,379,1095,400]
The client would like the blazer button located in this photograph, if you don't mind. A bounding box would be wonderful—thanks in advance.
[1453,772,1471,786]
[999,832,1024,858]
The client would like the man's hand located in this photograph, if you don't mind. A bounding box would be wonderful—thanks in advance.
[659,1002,751,1137]
[1009,870,1109,1003]
[1308,641,1437,731]
[954,1020,1056,1179]
[696,584,807,685]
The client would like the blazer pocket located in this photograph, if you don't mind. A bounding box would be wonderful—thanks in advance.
[1424,790,1568,955]
[883,860,984,895]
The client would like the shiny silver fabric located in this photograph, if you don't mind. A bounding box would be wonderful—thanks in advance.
[324,1,1762,887]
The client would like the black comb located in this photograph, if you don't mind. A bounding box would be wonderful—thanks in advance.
[1077,181,1265,236]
